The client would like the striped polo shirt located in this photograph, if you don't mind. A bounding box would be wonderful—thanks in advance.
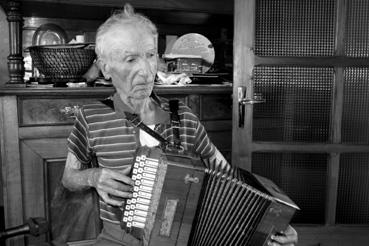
[67,93,216,224]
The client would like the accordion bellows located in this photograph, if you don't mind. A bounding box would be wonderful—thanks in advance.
[120,146,299,246]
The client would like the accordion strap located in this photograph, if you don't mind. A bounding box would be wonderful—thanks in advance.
[124,111,170,148]
[169,100,181,148]
[100,97,183,151]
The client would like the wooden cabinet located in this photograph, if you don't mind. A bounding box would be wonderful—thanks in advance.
[0,85,232,246]
[0,0,233,86]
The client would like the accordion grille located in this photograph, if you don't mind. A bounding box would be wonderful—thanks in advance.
[188,169,273,246]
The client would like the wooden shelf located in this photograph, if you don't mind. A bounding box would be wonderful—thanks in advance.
[0,84,232,96]
[18,0,234,14]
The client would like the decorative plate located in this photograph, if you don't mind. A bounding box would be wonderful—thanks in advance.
[32,23,68,46]
[170,33,215,73]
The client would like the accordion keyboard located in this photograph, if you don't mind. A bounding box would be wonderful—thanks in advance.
[122,153,160,229]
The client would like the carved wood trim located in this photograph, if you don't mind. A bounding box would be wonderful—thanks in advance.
[6,0,24,85]
[0,96,24,246]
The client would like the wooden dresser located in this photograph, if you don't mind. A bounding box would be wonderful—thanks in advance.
[0,85,232,246]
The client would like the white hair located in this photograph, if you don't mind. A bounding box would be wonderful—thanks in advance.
[95,3,157,60]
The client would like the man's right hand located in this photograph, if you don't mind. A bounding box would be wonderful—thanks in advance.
[62,152,134,207]
[89,167,134,206]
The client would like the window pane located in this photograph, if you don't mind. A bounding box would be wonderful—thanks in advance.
[253,66,333,142]
[345,0,369,57]
[336,153,369,224]
[342,67,369,144]
[255,0,336,56]
[252,152,328,224]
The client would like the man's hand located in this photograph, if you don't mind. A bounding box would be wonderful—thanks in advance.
[62,152,134,207]
[90,167,134,206]
[268,225,298,246]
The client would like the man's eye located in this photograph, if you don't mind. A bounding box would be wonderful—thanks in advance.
[125,56,137,63]
[147,53,156,58]
[127,58,136,63]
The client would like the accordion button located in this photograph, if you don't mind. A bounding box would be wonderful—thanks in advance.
[143,173,155,180]
[132,221,145,228]
[137,198,150,205]
[135,210,148,217]
[142,179,154,186]
[136,203,149,211]
[133,216,146,223]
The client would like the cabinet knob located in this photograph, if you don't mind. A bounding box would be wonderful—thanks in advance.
[60,106,80,119]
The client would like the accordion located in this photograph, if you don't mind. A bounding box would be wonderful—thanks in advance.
[120,146,299,246]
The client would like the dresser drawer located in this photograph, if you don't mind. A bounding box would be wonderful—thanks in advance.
[19,97,104,126]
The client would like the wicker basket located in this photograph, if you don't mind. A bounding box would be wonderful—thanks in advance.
[28,43,96,82]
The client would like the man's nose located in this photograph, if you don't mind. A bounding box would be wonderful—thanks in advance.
[137,57,151,75]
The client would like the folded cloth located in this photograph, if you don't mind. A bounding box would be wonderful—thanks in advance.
[156,71,191,86]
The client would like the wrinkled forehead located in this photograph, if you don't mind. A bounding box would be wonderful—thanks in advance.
[100,25,156,58]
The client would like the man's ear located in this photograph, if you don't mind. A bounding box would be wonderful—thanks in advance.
[96,59,111,80]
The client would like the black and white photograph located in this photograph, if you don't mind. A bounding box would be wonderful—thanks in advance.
[0,0,368,245]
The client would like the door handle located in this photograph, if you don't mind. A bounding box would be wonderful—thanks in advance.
[238,86,246,127]
[239,93,266,105]
[238,87,265,128]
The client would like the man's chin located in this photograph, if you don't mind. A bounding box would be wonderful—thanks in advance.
[133,91,151,100]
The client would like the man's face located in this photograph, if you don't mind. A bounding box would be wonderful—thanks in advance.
[102,26,157,101]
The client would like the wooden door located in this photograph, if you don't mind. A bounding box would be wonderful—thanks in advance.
[232,0,369,245]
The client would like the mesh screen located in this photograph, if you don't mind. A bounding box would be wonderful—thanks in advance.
[345,0,369,57]
[336,153,369,224]
[253,66,333,142]
[252,152,328,224]
[255,0,336,56]
[342,67,369,144]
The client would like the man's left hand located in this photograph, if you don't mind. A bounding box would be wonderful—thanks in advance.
[268,225,298,246]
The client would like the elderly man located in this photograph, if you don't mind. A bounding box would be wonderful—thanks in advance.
[61,4,297,246]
